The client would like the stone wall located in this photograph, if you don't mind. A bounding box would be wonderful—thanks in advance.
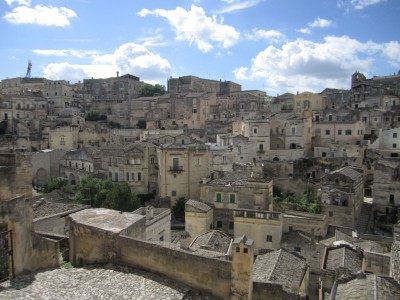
[0,197,60,275]
[117,236,232,299]
[283,212,327,237]
[0,153,32,201]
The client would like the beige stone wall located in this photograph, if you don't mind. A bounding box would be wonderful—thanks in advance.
[117,236,232,299]
[0,197,60,276]
[234,215,282,254]
[283,213,326,237]
[185,209,213,239]
[0,153,32,201]
[49,127,79,150]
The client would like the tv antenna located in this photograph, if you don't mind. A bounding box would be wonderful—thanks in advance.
[25,60,32,78]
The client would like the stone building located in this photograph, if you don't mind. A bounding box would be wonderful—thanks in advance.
[293,91,327,115]
[31,149,66,187]
[132,206,171,242]
[157,142,211,205]
[49,126,79,150]
[318,166,364,229]
[372,159,400,214]
[83,73,143,106]
[59,147,100,186]
[185,199,213,239]
[371,127,400,158]
[98,142,159,195]
[200,169,273,234]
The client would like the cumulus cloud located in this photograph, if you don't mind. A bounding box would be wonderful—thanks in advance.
[245,29,285,44]
[218,0,262,13]
[233,36,395,93]
[382,41,400,67]
[338,0,386,10]
[4,4,77,26]
[138,5,240,53]
[297,17,332,34]
[41,43,172,83]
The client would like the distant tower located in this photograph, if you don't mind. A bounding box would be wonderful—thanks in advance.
[25,60,32,78]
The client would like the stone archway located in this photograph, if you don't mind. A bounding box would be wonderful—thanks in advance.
[69,173,76,185]
[35,168,48,187]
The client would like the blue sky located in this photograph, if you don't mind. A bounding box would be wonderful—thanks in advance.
[1,0,399,95]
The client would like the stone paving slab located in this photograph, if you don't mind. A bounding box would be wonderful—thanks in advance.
[0,264,217,300]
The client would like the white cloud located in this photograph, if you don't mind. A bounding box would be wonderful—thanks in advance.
[382,41,400,67]
[297,17,332,34]
[338,0,386,10]
[218,0,261,13]
[309,17,333,28]
[41,43,172,83]
[233,36,391,93]
[33,49,98,58]
[246,29,285,44]
[138,5,240,53]
[4,5,77,26]
[296,27,311,34]
[5,0,30,6]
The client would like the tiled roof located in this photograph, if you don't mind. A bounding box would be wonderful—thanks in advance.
[185,200,212,213]
[281,231,312,244]
[320,229,354,246]
[330,166,363,181]
[190,230,232,254]
[333,274,400,300]
[31,190,88,219]
[325,246,362,273]
[253,249,307,293]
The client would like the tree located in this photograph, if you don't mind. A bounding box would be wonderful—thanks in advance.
[139,83,166,97]
[101,183,140,212]
[75,176,112,208]
[172,197,187,221]
[43,177,67,193]
[75,177,140,212]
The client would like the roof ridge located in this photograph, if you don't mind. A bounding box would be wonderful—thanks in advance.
[268,249,282,280]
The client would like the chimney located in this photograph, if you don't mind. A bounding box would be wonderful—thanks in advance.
[146,206,154,219]
[116,71,119,78]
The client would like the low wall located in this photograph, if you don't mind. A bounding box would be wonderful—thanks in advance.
[117,235,232,299]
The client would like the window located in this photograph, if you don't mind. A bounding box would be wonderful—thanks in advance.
[217,221,222,228]
[338,130,342,135]
[236,247,240,253]
[151,157,155,164]
[243,248,248,254]
[253,127,258,134]
[291,127,296,136]
[138,172,142,181]
[328,115,332,121]
[196,158,201,166]
[131,173,135,181]
[322,152,327,157]
[229,222,234,230]
[325,129,330,135]
[171,190,176,197]
[329,211,333,217]
[115,172,118,182]
[294,246,301,252]
[266,235,273,242]
[394,133,398,138]
[216,193,222,203]
[229,194,236,204]
[393,144,397,149]
[259,144,264,151]
[192,108,197,114]
[390,194,394,204]
[126,172,129,181]
[345,130,352,135]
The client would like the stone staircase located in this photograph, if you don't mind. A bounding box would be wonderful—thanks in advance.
[355,203,373,234]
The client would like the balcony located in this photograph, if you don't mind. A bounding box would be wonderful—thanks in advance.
[257,149,265,154]
[169,166,183,172]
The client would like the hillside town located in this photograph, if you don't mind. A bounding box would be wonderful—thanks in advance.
[1,70,400,299]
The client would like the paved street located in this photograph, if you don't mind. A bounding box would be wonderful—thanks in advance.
[0,264,215,300]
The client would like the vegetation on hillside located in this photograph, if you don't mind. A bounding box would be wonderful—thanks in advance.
[75,176,140,212]
[139,83,166,97]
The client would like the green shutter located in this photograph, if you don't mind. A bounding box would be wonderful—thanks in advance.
[216,193,222,202]
[230,194,235,204]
